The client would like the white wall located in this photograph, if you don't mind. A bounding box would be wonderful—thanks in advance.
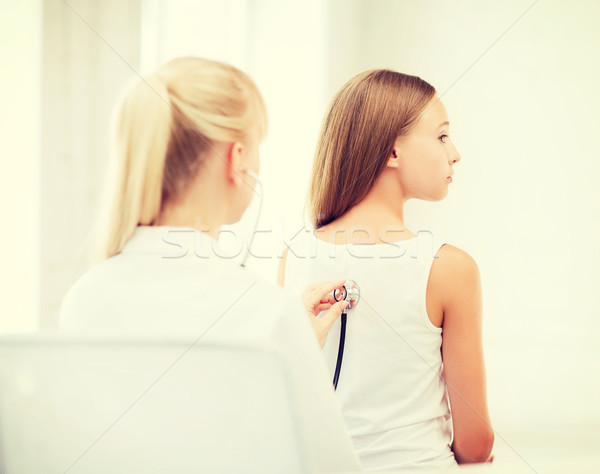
[0,0,41,332]
[39,0,142,329]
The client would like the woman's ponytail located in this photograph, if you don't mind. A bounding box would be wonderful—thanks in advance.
[93,75,172,261]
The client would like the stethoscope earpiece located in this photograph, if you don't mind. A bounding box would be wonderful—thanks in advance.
[238,169,263,268]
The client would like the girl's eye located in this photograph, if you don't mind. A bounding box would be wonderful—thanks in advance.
[438,134,448,143]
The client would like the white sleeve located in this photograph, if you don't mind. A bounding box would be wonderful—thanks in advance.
[270,294,361,473]
[58,284,79,330]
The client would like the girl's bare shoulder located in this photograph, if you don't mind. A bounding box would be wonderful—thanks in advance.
[434,243,477,264]
[431,244,481,301]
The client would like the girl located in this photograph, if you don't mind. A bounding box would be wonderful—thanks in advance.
[59,56,359,472]
[279,69,494,471]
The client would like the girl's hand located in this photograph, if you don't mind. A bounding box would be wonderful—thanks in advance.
[301,280,349,349]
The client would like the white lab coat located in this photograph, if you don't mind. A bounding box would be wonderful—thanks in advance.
[59,225,361,472]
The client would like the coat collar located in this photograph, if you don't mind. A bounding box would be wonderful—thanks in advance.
[120,225,223,259]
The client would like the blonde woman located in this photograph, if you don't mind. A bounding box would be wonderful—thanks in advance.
[279,70,494,470]
[59,57,359,472]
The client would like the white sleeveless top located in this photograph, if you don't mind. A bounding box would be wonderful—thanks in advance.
[284,228,457,471]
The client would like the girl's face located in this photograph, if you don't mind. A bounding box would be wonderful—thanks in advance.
[391,95,461,201]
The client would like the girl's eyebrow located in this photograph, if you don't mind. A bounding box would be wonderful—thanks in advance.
[437,121,449,128]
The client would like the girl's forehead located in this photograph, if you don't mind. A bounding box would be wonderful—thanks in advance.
[416,98,449,130]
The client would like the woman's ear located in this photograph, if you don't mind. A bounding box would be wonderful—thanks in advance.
[225,141,245,185]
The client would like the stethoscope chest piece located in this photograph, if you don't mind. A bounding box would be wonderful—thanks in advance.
[333,280,360,311]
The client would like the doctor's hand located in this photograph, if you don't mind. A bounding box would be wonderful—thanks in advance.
[301,280,349,349]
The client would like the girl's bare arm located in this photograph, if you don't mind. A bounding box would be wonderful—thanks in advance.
[433,244,494,463]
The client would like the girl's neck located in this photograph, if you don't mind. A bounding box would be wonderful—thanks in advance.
[317,189,416,245]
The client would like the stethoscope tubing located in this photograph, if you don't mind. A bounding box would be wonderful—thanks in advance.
[332,280,359,390]
[332,312,347,390]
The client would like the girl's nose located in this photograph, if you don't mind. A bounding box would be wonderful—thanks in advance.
[451,146,461,164]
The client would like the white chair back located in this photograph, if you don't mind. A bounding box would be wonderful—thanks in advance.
[0,334,334,474]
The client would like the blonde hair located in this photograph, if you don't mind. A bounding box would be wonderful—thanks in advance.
[308,69,436,228]
[90,57,267,260]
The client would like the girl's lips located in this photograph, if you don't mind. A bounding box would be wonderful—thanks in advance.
[447,176,453,182]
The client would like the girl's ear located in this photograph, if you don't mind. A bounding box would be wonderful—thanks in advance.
[387,140,402,169]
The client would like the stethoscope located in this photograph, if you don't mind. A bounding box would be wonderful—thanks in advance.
[237,170,360,389]
[332,280,360,390]
[238,169,262,269]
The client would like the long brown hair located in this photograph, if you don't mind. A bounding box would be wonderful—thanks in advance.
[308,69,436,228]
